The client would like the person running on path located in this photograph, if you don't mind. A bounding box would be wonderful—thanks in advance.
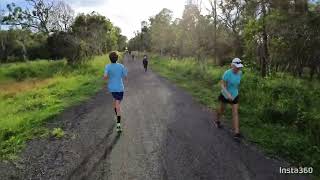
[215,58,243,141]
[104,52,128,133]
[143,55,149,72]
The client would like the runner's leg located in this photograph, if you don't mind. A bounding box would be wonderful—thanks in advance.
[215,101,225,128]
[217,102,225,122]
[115,100,121,122]
[232,104,240,134]
[113,100,117,116]
[115,99,122,132]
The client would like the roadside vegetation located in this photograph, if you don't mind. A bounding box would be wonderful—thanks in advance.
[0,55,108,160]
[151,56,320,175]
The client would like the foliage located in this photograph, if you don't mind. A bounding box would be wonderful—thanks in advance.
[1,3,127,65]
[47,31,90,65]
[3,0,74,34]
[0,60,64,81]
[0,30,50,63]
[129,0,320,78]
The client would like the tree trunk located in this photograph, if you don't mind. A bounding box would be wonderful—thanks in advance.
[261,1,269,77]
[310,65,315,80]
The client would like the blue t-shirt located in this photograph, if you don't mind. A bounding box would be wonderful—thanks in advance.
[104,63,128,92]
[221,69,242,100]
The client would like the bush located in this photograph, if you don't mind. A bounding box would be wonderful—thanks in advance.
[0,30,50,63]
[2,60,65,81]
[47,32,92,65]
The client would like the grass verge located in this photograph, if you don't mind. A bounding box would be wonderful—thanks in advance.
[0,55,108,160]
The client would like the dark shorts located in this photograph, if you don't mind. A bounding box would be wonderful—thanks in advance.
[218,94,239,104]
[111,92,124,101]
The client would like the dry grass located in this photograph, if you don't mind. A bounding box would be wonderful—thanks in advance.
[0,79,54,95]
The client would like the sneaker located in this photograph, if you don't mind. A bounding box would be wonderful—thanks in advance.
[116,123,122,133]
[233,133,242,142]
[214,120,222,129]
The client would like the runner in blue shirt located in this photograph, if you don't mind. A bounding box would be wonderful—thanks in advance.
[215,58,243,141]
[104,52,128,133]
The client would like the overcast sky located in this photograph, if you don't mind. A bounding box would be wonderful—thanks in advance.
[1,0,190,39]
[71,0,188,39]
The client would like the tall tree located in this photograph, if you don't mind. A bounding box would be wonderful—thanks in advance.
[3,0,74,34]
[50,1,74,32]
[149,8,174,55]
[218,0,246,57]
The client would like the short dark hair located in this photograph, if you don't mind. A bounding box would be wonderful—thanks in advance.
[109,51,118,63]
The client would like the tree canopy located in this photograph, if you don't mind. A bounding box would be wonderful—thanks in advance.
[1,0,127,65]
[129,0,320,79]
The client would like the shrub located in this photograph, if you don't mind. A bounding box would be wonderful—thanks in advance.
[3,60,65,81]
[47,32,91,65]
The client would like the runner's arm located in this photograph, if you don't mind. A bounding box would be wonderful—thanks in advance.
[220,80,233,100]
[103,74,108,81]
[103,65,109,81]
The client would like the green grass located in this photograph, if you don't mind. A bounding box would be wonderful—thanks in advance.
[151,56,320,176]
[51,128,65,139]
[0,55,109,160]
[0,60,66,83]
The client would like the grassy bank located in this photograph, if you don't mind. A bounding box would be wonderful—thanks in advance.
[150,56,320,176]
[0,56,109,160]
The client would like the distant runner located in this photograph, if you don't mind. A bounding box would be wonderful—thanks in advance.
[215,58,243,141]
[143,55,149,72]
[104,52,128,133]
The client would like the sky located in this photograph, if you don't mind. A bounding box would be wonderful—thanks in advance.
[1,0,189,39]
[70,0,188,39]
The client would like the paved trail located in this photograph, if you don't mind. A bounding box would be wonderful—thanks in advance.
[0,56,309,180]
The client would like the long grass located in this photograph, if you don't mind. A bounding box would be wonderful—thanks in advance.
[0,55,108,159]
[151,55,320,176]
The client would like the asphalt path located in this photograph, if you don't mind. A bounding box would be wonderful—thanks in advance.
[0,55,310,180]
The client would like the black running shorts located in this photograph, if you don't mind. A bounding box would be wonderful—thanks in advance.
[218,94,239,104]
[111,92,124,101]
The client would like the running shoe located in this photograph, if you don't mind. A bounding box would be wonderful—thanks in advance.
[116,123,122,133]
[233,133,243,142]
[215,120,222,129]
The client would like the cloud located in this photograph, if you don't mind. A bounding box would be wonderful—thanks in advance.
[66,0,108,8]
